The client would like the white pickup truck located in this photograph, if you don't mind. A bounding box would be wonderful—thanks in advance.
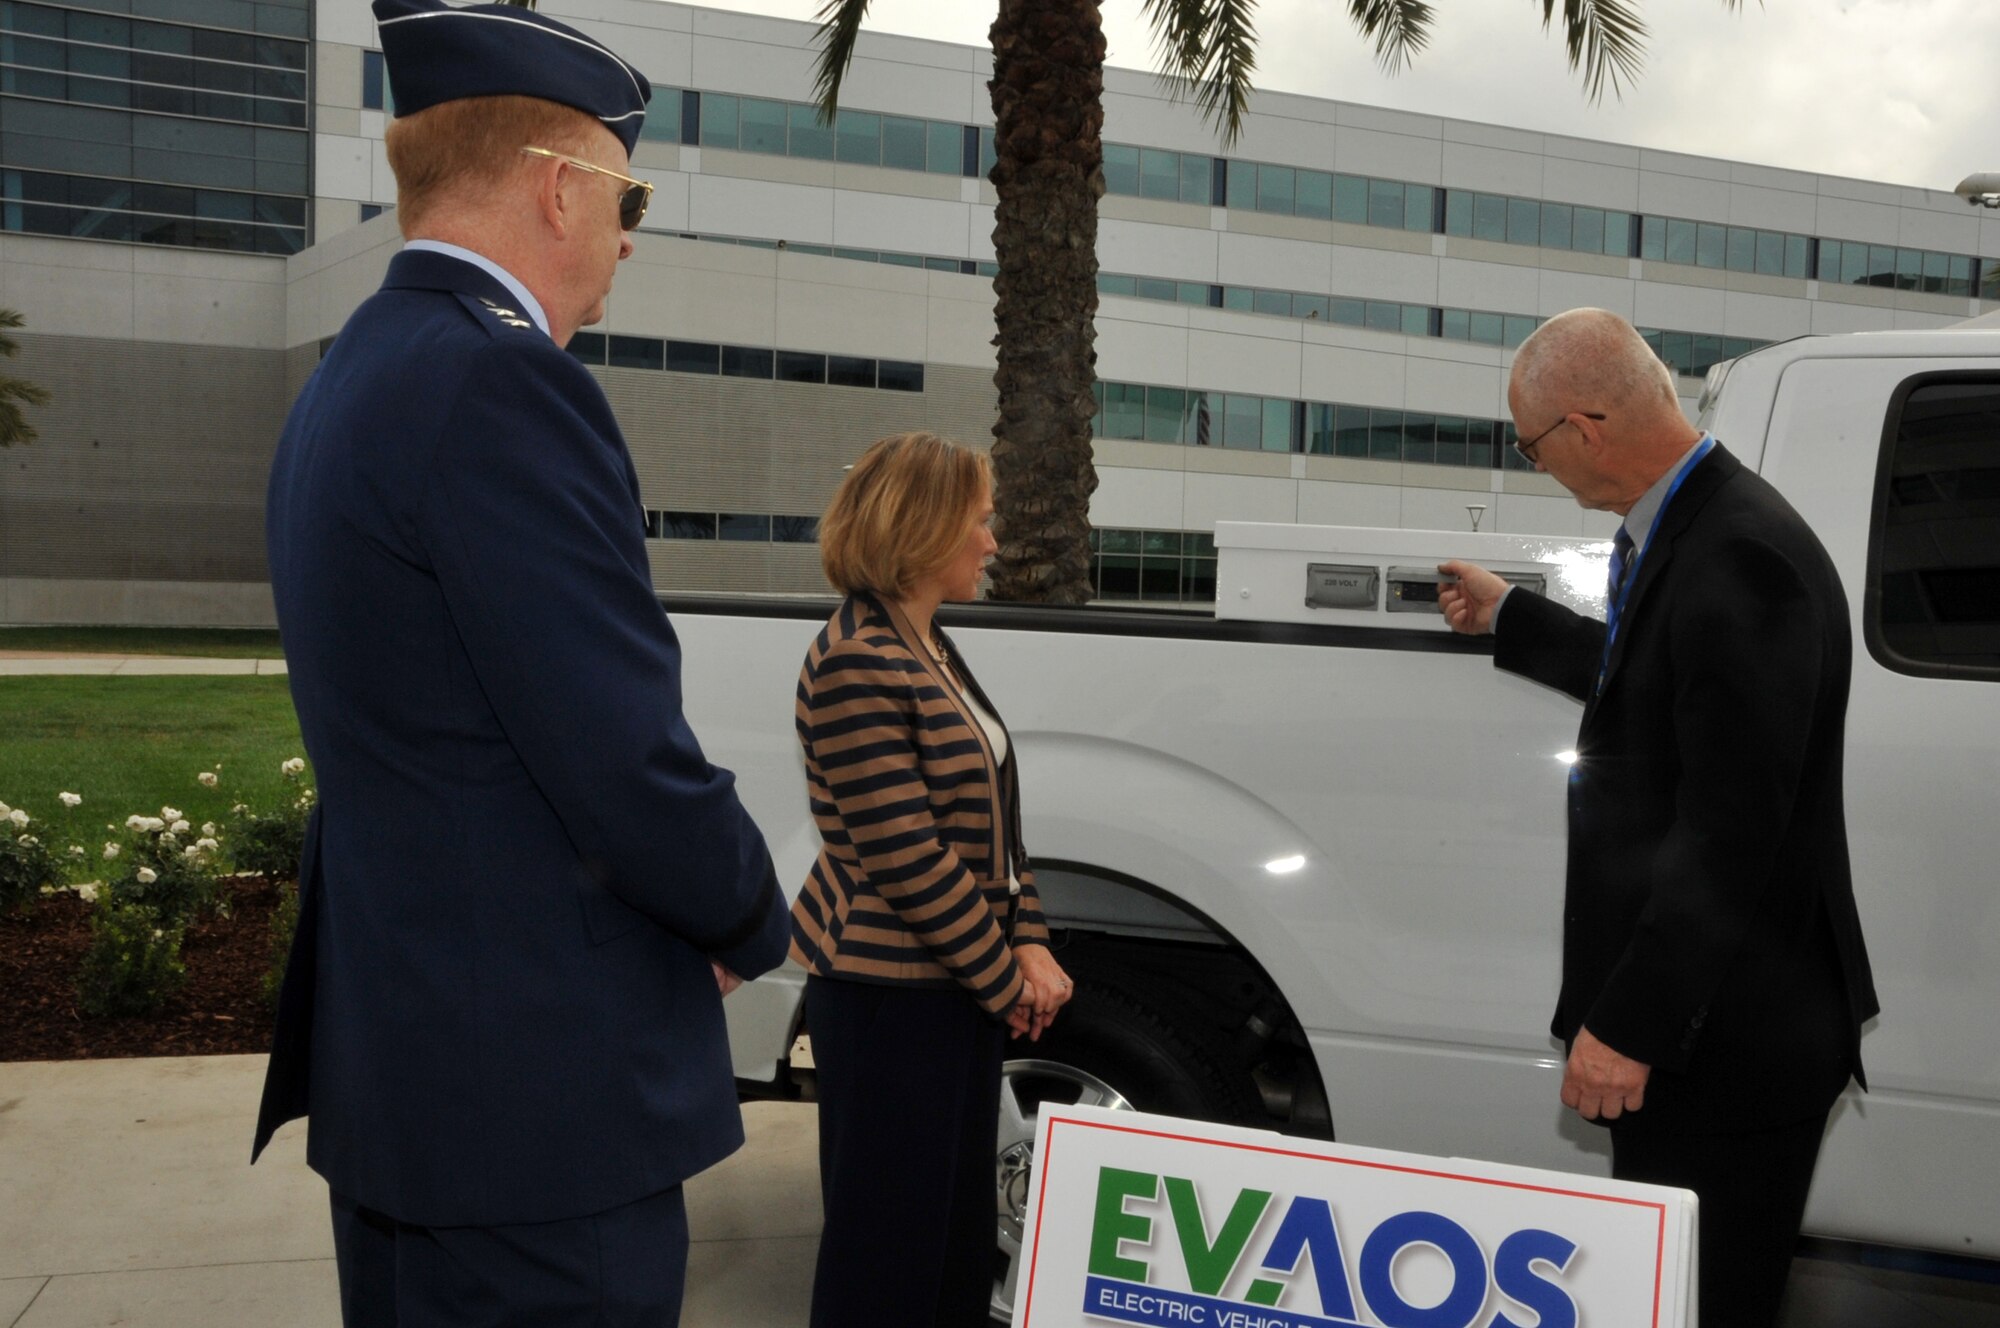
[668,325,2000,1309]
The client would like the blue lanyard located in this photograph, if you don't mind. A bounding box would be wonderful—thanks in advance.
[1596,435,1715,696]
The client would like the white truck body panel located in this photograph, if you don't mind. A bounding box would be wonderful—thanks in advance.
[691,327,2000,1259]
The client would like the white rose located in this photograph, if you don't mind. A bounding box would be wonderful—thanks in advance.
[77,882,98,903]
[125,814,146,830]
[195,838,219,853]
[17,834,37,846]
[59,791,82,808]
[170,820,191,835]
[137,867,158,885]
[103,842,121,859]
[230,804,248,815]
[159,832,179,847]
[201,822,217,837]
[160,807,182,823]
[139,817,165,833]
[68,844,86,857]
[0,800,10,817]
[281,758,306,777]
[151,929,164,941]
[197,772,219,788]
[184,845,202,859]
[8,808,28,827]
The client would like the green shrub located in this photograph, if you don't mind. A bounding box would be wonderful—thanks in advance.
[0,801,61,915]
[76,901,187,1017]
[263,878,302,1011]
[232,805,308,880]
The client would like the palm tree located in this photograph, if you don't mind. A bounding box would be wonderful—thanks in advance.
[0,309,51,448]
[813,0,1734,602]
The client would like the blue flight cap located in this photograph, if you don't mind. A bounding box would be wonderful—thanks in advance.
[373,0,651,156]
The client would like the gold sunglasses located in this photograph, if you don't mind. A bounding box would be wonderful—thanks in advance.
[520,145,652,231]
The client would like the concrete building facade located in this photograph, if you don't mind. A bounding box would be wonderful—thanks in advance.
[5,0,1998,621]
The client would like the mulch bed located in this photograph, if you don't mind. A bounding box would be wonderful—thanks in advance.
[0,876,281,1062]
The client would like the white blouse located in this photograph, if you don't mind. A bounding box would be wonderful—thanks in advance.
[952,676,1020,895]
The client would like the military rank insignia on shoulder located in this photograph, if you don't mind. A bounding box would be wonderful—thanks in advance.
[477,296,534,329]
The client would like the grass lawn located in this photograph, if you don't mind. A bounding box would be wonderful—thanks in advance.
[0,626,284,658]
[0,677,308,869]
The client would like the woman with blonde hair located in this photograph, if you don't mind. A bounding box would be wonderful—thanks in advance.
[791,431,1072,1326]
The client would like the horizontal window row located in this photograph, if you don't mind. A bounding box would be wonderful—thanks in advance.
[645,510,821,543]
[2,193,300,251]
[2,66,306,125]
[595,80,2000,301]
[636,86,1000,180]
[1227,160,1434,232]
[1092,380,1528,471]
[1095,269,1767,376]
[1089,528,1218,604]
[1815,238,1986,296]
[49,0,307,39]
[2,31,307,95]
[647,82,2000,300]
[1,2,305,68]
[1445,190,1633,258]
[567,333,925,392]
[1,94,307,192]
[3,164,300,219]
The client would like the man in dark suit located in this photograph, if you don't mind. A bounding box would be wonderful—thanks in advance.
[1438,308,1877,1328]
[252,2,791,1322]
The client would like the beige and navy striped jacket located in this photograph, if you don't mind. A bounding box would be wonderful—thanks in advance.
[788,593,1050,1016]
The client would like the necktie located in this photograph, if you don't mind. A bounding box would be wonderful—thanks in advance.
[1608,526,1635,603]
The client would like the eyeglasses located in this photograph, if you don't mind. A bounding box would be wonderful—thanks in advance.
[520,146,652,231]
[1513,411,1606,464]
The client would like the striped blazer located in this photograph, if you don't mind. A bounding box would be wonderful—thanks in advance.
[788,592,1050,1016]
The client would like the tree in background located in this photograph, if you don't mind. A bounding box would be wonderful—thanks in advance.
[0,309,51,448]
[812,0,1735,602]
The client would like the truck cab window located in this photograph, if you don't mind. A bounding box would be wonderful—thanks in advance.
[1869,377,2000,677]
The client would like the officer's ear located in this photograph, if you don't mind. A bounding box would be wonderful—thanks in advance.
[523,152,570,240]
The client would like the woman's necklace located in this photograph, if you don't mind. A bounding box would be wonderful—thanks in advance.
[921,625,960,688]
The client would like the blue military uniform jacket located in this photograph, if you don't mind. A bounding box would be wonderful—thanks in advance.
[254,248,790,1227]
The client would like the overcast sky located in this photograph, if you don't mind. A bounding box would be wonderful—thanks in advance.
[702,0,2000,196]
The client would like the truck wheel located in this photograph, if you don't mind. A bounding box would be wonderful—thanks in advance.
[989,974,1264,1323]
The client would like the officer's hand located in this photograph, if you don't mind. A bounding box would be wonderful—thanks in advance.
[1561,1026,1650,1120]
[712,961,743,998]
[1437,560,1510,636]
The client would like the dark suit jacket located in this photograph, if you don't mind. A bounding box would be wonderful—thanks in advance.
[1496,443,1878,1132]
[253,249,791,1226]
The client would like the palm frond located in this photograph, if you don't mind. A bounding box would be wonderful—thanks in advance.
[811,0,870,124]
[1346,0,1434,74]
[1139,0,1208,87]
[1542,0,1648,103]
[1189,0,1259,145]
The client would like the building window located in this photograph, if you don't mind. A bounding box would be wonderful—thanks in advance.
[362,50,385,110]
[1088,529,1216,603]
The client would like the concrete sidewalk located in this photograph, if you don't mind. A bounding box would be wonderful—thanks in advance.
[0,656,287,676]
[0,1056,817,1327]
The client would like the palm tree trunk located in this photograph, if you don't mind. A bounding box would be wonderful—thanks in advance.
[985,0,1104,603]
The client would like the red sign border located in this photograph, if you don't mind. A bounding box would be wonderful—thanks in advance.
[1020,1112,1669,1328]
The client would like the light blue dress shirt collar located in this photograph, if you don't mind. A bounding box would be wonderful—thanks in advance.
[1621,433,1712,557]
[403,239,550,337]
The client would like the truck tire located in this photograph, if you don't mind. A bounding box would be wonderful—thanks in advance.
[990,971,1264,1322]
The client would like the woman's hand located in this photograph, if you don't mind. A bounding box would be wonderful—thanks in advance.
[1010,947,1073,1041]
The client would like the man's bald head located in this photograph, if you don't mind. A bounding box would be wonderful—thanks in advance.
[1506,308,1701,515]
[1511,308,1680,428]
